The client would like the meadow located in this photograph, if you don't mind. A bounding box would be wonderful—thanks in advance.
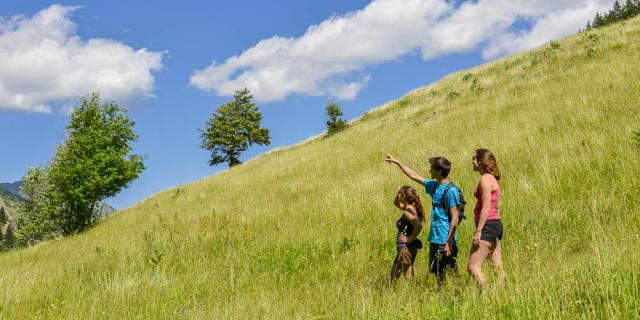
[0,17,639,319]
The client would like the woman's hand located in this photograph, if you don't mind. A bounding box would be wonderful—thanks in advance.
[399,234,410,243]
[473,230,481,246]
[444,242,451,256]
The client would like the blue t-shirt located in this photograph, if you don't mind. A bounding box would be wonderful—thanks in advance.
[423,179,461,245]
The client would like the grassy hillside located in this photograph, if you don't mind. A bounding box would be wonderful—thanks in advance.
[1,17,639,319]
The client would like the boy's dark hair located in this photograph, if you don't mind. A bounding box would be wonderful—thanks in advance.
[428,157,451,178]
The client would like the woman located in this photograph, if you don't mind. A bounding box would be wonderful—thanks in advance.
[388,186,425,286]
[467,148,505,288]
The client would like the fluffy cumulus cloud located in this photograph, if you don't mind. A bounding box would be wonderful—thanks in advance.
[0,4,164,113]
[191,0,610,103]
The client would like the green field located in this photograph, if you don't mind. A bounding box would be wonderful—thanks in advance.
[1,17,639,320]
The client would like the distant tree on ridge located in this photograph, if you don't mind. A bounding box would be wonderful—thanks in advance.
[325,102,348,137]
[200,88,270,167]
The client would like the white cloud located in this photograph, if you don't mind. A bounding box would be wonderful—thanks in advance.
[482,1,612,59]
[191,0,610,103]
[0,4,164,113]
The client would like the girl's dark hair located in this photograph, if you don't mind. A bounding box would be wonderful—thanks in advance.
[398,186,425,222]
[475,148,501,181]
[428,157,451,178]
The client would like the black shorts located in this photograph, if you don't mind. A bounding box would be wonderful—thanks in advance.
[429,243,458,274]
[480,220,503,244]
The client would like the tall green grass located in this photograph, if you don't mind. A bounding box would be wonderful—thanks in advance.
[1,17,639,319]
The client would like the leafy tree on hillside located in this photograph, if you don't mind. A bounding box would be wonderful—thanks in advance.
[19,166,61,243]
[21,93,145,237]
[325,102,348,137]
[52,93,144,234]
[200,88,270,167]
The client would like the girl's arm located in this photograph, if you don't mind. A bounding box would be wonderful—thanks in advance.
[402,209,422,243]
[473,175,493,245]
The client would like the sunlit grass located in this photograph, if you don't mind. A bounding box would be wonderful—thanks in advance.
[0,16,639,319]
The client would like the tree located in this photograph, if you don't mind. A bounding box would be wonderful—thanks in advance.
[21,93,145,236]
[612,0,623,20]
[624,0,635,18]
[325,102,348,137]
[2,224,15,249]
[594,12,604,27]
[200,88,270,167]
[53,93,144,234]
[0,206,6,225]
[18,166,62,243]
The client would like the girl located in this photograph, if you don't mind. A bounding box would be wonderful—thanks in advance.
[467,148,505,288]
[388,186,425,286]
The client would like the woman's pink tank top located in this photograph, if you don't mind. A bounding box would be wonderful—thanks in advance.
[473,183,500,224]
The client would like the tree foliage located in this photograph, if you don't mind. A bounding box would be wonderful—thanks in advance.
[20,93,144,239]
[200,88,270,167]
[325,102,348,137]
[2,224,15,250]
[587,0,640,29]
[19,166,62,243]
[0,206,6,225]
[0,206,15,250]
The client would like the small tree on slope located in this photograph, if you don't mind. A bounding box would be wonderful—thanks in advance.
[200,88,270,167]
[325,102,348,137]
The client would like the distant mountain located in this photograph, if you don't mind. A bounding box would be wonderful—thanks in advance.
[0,180,116,215]
[0,181,24,198]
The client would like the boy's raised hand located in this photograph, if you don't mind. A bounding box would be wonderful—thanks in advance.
[385,153,399,164]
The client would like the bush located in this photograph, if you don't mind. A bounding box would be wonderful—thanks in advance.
[583,32,600,57]
[447,90,460,100]
[470,79,482,94]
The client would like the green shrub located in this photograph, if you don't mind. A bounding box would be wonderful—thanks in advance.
[583,32,600,57]
[447,90,460,100]
[470,78,482,94]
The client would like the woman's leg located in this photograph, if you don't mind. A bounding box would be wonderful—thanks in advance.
[467,240,492,287]
[490,240,505,286]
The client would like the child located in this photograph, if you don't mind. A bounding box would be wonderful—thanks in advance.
[388,186,425,286]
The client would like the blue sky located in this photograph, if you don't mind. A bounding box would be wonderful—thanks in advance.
[0,0,609,208]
